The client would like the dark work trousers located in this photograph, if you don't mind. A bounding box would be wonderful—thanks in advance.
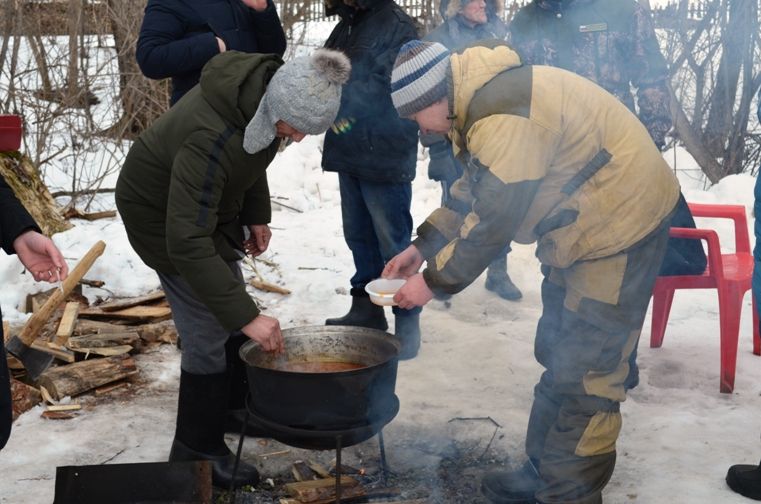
[0,307,10,450]
[158,261,243,374]
[526,217,671,504]
[338,173,420,318]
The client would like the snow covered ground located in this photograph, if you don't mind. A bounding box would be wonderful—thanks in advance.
[1,135,760,503]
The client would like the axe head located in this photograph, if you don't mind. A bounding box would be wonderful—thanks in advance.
[6,335,55,381]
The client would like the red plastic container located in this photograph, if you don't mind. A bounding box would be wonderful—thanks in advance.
[0,115,23,152]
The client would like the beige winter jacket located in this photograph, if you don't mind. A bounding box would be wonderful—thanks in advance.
[414,44,679,294]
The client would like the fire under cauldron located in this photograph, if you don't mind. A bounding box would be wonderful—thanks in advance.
[238,325,401,450]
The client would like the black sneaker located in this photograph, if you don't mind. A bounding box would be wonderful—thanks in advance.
[481,460,539,504]
[727,460,761,500]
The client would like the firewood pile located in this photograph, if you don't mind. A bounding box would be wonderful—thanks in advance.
[7,268,177,422]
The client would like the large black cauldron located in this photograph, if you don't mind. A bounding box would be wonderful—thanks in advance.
[239,326,400,436]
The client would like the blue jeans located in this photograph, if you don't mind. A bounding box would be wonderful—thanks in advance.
[338,173,420,317]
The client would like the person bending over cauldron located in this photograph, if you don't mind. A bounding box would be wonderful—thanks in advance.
[116,49,351,489]
[384,40,679,504]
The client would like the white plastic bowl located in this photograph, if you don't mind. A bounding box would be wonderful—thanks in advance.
[365,278,406,306]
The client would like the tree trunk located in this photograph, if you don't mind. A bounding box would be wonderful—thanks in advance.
[0,152,72,235]
[38,355,138,400]
[66,0,82,102]
[104,0,169,139]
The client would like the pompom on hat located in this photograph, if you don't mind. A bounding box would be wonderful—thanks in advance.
[243,49,351,154]
[391,40,451,118]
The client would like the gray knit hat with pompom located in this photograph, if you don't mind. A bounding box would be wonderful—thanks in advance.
[243,49,351,154]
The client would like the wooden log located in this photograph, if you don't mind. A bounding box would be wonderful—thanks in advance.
[284,476,360,503]
[62,208,117,221]
[3,320,9,342]
[70,345,133,357]
[79,305,171,322]
[73,320,128,335]
[0,152,72,235]
[249,279,291,295]
[38,355,138,400]
[11,379,42,420]
[53,302,80,346]
[292,460,319,482]
[97,291,165,312]
[307,461,331,479]
[134,321,177,344]
[67,331,140,349]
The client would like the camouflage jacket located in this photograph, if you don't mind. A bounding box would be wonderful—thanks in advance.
[508,0,672,149]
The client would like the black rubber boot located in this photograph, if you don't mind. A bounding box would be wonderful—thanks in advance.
[481,459,540,504]
[169,369,260,489]
[394,313,420,360]
[224,334,269,438]
[727,459,761,500]
[325,288,388,330]
[485,256,523,301]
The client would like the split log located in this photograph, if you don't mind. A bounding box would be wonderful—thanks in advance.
[292,460,319,482]
[284,476,360,503]
[38,355,138,400]
[46,403,81,412]
[11,379,42,420]
[53,302,80,347]
[79,304,171,322]
[73,320,129,335]
[69,345,133,357]
[307,461,331,479]
[0,152,72,235]
[3,320,9,342]
[133,321,177,344]
[98,291,165,312]
[67,331,140,349]
[31,340,75,363]
[41,410,76,420]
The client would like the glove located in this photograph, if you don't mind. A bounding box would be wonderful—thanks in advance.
[427,147,461,183]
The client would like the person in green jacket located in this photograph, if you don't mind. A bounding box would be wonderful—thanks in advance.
[115,49,350,489]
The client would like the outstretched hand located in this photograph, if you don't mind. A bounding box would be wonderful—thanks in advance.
[393,273,433,309]
[241,314,284,353]
[382,245,423,280]
[13,230,69,283]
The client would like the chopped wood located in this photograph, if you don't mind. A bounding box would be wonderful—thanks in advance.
[80,279,105,288]
[260,449,291,459]
[2,320,9,343]
[134,321,177,344]
[67,331,141,349]
[292,460,319,482]
[73,320,128,335]
[94,381,129,396]
[79,304,171,322]
[38,355,138,400]
[7,354,24,370]
[53,302,80,347]
[46,403,81,412]
[97,291,165,312]
[41,410,76,420]
[10,379,42,420]
[70,345,133,357]
[307,461,331,479]
[285,476,360,503]
[40,385,56,405]
[30,340,75,363]
[249,278,291,295]
[26,287,56,314]
[62,208,117,221]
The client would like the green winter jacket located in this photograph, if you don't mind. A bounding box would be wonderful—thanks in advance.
[116,51,282,332]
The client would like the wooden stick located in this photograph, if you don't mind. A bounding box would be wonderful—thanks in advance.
[2,320,9,343]
[97,291,165,312]
[249,279,291,295]
[79,305,171,321]
[53,302,79,347]
[16,241,106,347]
[46,403,81,412]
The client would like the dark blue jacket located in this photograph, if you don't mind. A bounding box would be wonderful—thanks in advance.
[321,0,419,183]
[137,0,286,104]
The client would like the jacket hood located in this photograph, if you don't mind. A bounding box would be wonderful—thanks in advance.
[440,0,503,20]
[449,43,522,130]
[534,0,595,12]
[199,51,284,129]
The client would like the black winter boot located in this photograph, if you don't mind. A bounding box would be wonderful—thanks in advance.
[394,313,420,360]
[727,459,761,500]
[325,288,388,330]
[485,256,522,301]
[481,459,540,504]
[169,369,260,489]
[224,334,269,438]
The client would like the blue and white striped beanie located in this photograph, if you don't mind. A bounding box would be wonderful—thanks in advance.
[391,40,450,118]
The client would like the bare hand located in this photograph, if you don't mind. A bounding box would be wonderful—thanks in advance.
[13,230,69,283]
[241,314,284,353]
[393,273,433,309]
[241,0,269,11]
[216,37,226,53]
[244,224,272,257]
[382,245,423,279]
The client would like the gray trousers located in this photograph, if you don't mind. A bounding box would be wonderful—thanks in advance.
[158,261,243,374]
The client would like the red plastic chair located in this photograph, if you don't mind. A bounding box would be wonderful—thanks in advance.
[649,203,761,393]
